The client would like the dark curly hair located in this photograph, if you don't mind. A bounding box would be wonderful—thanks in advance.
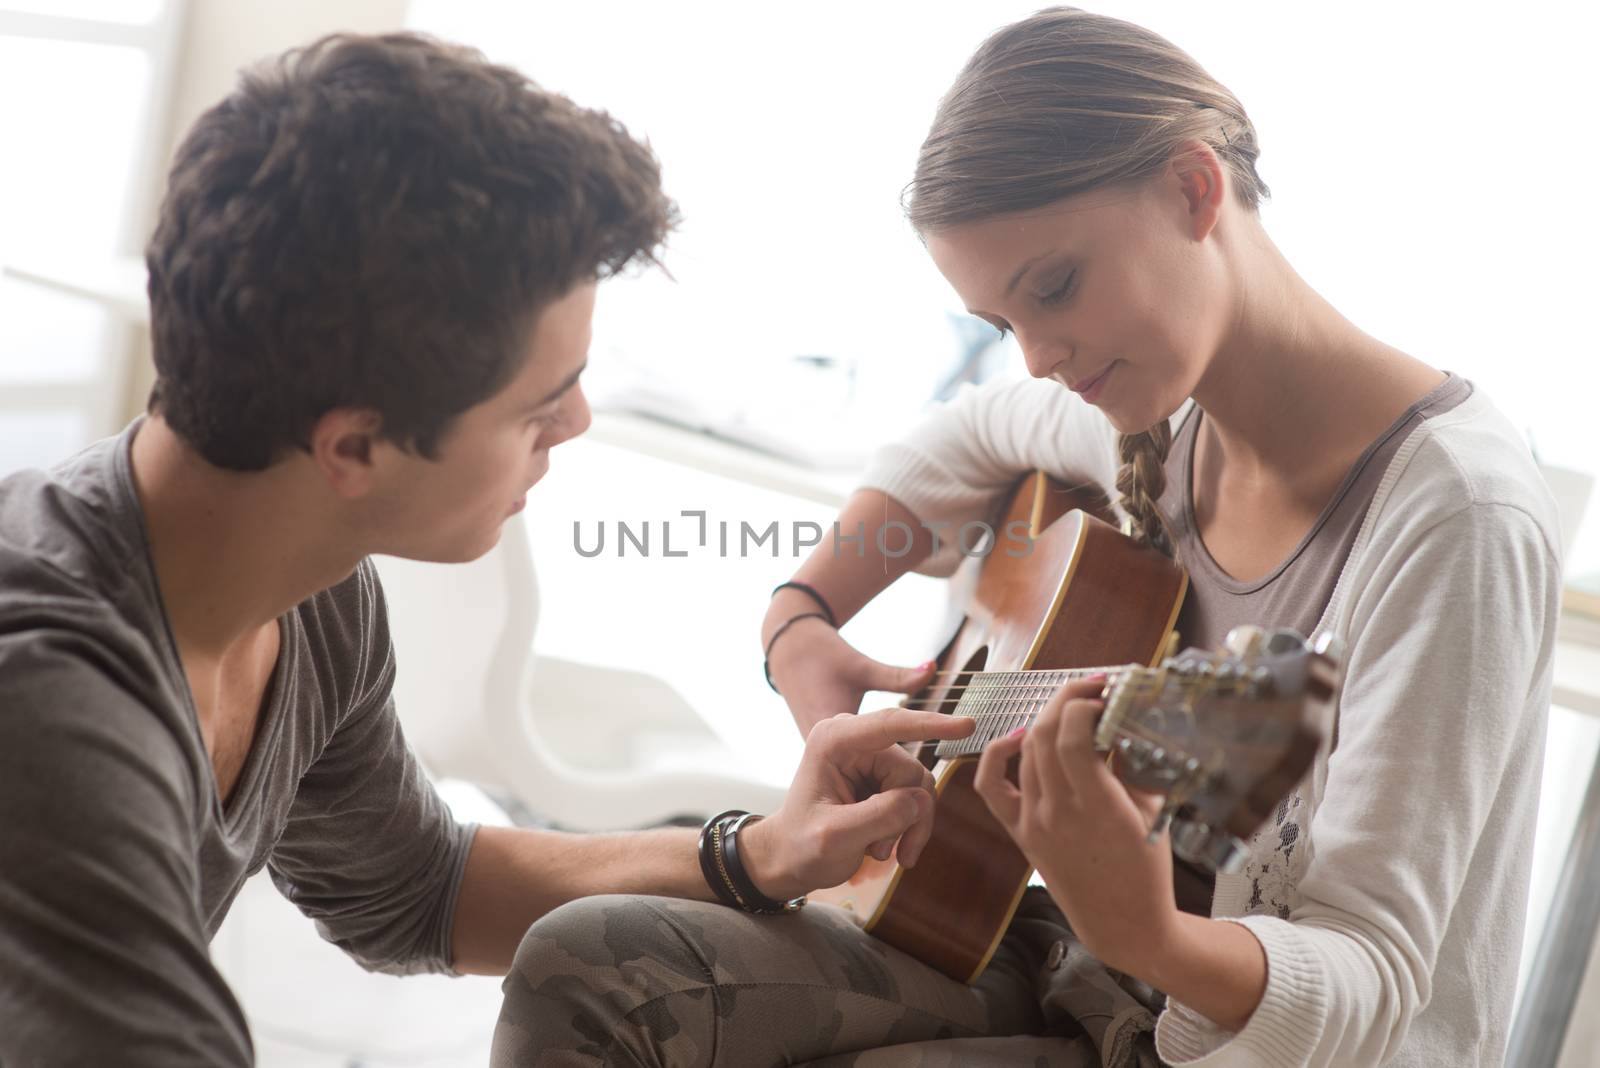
[146,32,677,470]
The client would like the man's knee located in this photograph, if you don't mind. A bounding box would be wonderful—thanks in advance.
[510,894,714,983]
[494,895,718,1066]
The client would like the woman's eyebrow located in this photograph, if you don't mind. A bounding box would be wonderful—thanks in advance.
[1005,250,1058,296]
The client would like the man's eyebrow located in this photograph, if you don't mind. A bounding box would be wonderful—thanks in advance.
[1005,250,1056,296]
[527,361,588,409]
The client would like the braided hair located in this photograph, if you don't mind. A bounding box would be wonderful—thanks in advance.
[1115,424,1178,559]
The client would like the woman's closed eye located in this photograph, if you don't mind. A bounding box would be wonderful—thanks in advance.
[1037,270,1077,307]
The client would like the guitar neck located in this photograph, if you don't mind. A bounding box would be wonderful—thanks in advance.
[929,664,1123,759]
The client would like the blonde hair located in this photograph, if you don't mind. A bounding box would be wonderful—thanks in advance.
[907,6,1270,557]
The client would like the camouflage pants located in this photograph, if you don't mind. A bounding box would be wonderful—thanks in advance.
[491,887,1165,1067]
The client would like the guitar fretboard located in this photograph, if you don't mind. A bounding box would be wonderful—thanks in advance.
[933,666,1116,758]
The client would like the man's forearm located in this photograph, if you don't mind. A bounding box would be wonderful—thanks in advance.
[449,824,713,975]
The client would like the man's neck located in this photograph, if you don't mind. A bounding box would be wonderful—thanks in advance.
[129,416,363,662]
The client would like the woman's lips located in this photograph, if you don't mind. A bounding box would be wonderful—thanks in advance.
[1069,362,1115,402]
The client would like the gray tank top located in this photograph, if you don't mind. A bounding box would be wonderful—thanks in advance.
[1158,372,1472,652]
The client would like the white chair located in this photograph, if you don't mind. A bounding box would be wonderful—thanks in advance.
[373,513,789,831]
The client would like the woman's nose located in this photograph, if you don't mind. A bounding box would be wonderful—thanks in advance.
[1019,334,1071,380]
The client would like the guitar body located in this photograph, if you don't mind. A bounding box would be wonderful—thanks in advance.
[811,473,1188,982]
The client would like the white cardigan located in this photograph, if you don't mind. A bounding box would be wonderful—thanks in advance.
[859,375,1563,1067]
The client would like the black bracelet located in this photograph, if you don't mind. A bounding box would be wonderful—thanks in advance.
[721,813,805,914]
[762,612,832,694]
[697,809,746,909]
[770,581,838,627]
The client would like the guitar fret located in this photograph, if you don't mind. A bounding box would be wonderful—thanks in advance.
[936,666,1085,758]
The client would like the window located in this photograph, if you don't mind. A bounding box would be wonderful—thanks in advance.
[407,0,1599,562]
[0,1,182,473]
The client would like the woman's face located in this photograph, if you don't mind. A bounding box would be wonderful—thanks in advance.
[923,166,1232,435]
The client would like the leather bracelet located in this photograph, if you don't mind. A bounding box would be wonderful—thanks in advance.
[721,813,805,914]
[770,581,838,627]
[697,809,746,909]
[762,611,831,694]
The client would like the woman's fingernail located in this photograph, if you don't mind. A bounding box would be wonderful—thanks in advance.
[1007,725,1027,739]
[919,659,937,671]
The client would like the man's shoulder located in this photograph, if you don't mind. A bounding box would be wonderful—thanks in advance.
[0,615,200,817]
[0,433,147,606]
[295,557,387,647]
[291,557,396,719]
[0,435,186,740]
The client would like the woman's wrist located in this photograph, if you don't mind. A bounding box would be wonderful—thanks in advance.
[1134,911,1267,1033]
[763,613,831,693]
[763,586,826,644]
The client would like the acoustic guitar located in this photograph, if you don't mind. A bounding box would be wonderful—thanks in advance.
[810,472,1340,983]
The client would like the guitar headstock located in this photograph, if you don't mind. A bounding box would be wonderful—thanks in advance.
[1094,625,1342,872]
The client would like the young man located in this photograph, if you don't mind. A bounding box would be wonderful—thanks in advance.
[0,34,967,1064]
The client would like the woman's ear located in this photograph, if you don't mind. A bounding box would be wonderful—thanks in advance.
[1168,138,1228,242]
[307,407,386,500]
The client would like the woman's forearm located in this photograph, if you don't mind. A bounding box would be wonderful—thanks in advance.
[762,488,935,644]
[1138,912,1269,1033]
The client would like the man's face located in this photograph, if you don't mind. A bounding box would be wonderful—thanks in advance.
[369,281,596,563]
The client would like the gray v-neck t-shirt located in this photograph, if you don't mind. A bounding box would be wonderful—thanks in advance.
[0,420,478,1065]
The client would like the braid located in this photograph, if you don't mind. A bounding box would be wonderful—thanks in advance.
[1114,424,1178,560]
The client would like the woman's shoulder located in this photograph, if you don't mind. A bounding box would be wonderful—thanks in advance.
[1372,384,1561,552]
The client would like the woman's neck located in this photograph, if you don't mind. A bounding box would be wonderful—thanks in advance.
[1189,230,1441,491]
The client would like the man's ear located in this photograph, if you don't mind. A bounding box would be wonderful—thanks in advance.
[1168,137,1227,243]
[307,407,386,500]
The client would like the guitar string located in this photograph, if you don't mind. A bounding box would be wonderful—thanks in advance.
[899,679,1245,703]
[927,717,1228,758]
[912,664,1240,688]
[910,676,1261,756]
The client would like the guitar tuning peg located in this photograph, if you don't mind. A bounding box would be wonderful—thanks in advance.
[1222,625,1265,659]
[1145,798,1180,844]
[1263,627,1308,656]
[1312,630,1344,662]
[1171,820,1249,874]
[1248,665,1274,695]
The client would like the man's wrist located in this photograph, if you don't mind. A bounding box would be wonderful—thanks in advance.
[737,815,804,902]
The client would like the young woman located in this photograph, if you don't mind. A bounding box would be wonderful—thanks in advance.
[506,8,1561,1066]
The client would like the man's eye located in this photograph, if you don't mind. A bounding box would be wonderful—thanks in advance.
[1039,270,1077,307]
